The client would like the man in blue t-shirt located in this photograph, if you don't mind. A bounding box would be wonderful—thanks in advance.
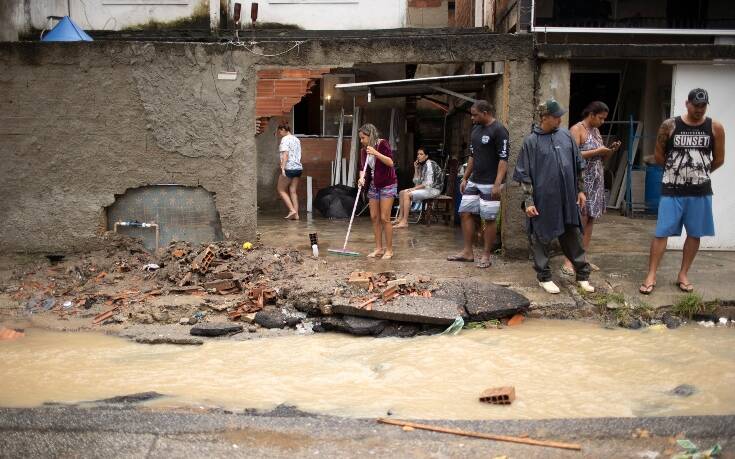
[447,100,509,269]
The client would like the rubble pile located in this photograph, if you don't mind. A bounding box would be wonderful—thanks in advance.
[3,235,309,328]
[2,233,531,340]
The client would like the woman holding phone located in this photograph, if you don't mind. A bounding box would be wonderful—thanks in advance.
[562,101,621,275]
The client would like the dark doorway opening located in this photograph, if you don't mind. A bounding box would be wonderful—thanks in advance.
[569,72,620,126]
[293,79,322,135]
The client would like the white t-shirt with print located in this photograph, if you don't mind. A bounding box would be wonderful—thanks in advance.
[279,134,302,171]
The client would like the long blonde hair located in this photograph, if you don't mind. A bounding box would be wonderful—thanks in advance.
[359,123,380,148]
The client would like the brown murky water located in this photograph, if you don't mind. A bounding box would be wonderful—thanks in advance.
[1,320,734,420]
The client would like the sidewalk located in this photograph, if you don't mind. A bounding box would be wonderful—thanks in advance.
[258,212,735,312]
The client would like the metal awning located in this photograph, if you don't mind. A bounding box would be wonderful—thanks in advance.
[335,73,501,102]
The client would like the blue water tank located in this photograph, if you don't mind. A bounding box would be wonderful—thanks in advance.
[645,164,664,214]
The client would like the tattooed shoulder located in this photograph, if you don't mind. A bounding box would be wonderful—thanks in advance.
[657,118,674,145]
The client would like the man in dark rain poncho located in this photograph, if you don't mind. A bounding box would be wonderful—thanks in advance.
[513,100,596,295]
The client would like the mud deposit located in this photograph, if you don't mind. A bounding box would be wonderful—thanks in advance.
[1,320,733,420]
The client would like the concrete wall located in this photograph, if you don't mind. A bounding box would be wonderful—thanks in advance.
[499,59,536,257]
[0,42,256,252]
[1,0,22,41]
[537,59,571,127]
[0,33,534,253]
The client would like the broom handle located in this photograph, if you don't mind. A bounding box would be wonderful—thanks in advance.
[342,156,371,251]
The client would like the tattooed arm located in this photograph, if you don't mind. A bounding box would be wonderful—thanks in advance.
[711,120,726,173]
[654,118,675,166]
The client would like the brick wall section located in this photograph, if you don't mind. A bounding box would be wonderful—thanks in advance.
[293,138,353,211]
[255,68,330,133]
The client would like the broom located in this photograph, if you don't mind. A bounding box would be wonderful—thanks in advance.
[328,157,370,257]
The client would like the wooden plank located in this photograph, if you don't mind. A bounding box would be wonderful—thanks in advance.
[377,419,582,451]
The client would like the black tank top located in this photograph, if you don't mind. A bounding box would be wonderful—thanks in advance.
[662,116,714,196]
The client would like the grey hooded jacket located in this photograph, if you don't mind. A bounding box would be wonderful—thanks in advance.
[513,125,586,243]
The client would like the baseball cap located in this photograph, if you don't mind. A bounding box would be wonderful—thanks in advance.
[688,88,709,105]
[538,99,567,117]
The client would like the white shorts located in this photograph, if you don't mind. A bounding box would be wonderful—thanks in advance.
[410,188,440,202]
[458,180,500,221]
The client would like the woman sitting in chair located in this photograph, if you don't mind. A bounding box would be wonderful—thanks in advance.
[393,147,443,229]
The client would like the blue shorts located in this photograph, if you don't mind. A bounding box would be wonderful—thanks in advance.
[655,195,715,238]
[458,180,500,221]
[285,169,302,178]
[368,183,397,200]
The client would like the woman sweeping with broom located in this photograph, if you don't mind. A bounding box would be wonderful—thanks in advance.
[358,123,397,259]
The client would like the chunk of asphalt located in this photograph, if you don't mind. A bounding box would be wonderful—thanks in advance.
[315,315,388,336]
[446,280,530,321]
[96,392,166,404]
[331,295,461,325]
[670,384,697,397]
[189,323,244,336]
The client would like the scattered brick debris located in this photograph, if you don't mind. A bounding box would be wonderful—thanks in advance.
[203,279,238,293]
[0,327,24,341]
[382,285,398,301]
[93,307,120,325]
[191,246,215,273]
[479,386,515,405]
[507,314,525,326]
[347,271,373,289]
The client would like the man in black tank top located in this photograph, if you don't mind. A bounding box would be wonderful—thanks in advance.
[640,88,726,294]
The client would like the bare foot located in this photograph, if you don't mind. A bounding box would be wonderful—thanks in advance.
[288,214,300,221]
[367,249,384,258]
[381,251,393,260]
[284,211,296,220]
[393,222,408,229]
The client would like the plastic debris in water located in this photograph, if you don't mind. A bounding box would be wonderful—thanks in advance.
[242,242,253,250]
[63,301,73,309]
[698,321,715,328]
[143,263,160,271]
[440,317,464,336]
[719,317,729,325]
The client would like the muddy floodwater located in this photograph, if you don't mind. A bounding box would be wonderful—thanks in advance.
[1,320,734,420]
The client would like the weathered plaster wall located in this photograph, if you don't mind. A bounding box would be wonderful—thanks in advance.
[538,60,571,127]
[0,32,534,253]
[500,59,536,258]
[1,0,21,41]
[0,42,256,252]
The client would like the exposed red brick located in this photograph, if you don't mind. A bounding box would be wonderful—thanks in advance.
[256,79,275,96]
[274,79,309,93]
[257,69,282,79]
[281,69,312,79]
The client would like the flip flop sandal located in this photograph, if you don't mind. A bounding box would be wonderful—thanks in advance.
[639,283,656,295]
[447,255,475,262]
[476,260,492,269]
[676,281,694,293]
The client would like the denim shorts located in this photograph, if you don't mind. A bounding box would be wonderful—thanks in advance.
[285,169,302,178]
[368,183,397,200]
[655,195,715,238]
